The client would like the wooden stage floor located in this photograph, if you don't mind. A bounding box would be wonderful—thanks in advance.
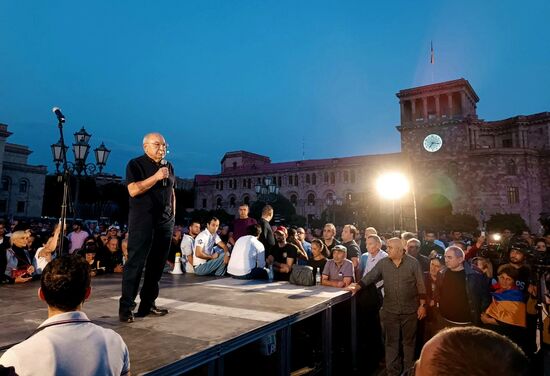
[0,273,353,375]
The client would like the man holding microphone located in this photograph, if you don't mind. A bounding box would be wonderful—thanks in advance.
[119,133,175,323]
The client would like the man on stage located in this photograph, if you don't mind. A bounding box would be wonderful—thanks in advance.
[119,132,175,323]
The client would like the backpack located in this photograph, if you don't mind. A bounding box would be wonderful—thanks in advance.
[289,265,315,286]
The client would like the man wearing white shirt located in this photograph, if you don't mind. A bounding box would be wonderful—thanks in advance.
[180,220,201,273]
[67,221,89,254]
[227,224,268,279]
[0,256,130,376]
[193,217,229,276]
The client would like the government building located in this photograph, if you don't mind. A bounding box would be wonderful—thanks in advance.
[194,78,550,231]
[0,123,47,218]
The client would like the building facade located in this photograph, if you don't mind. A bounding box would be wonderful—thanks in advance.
[397,78,550,231]
[0,123,47,218]
[194,78,550,231]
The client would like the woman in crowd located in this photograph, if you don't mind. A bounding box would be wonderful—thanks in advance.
[423,255,445,342]
[307,239,328,281]
[4,231,36,284]
[481,265,527,352]
[287,228,309,264]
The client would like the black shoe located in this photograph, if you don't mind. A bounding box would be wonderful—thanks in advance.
[119,311,134,323]
[136,305,168,317]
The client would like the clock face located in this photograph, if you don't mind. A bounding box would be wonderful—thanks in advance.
[423,134,443,152]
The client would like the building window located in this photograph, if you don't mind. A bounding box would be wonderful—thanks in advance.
[202,199,207,209]
[290,194,298,206]
[294,175,299,187]
[288,175,293,186]
[216,181,219,190]
[502,139,513,148]
[220,181,224,191]
[306,174,311,184]
[243,179,247,188]
[324,172,329,183]
[330,172,336,184]
[506,160,517,175]
[307,193,315,206]
[350,171,356,183]
[19,180,28,193]
[243,195,250,205]
[0,199,6,212]
[232,161,237,169]
[507,187,519,204]
[247,179,252,189]
[278,177,282,187]
[2,177,10,191]
[216,197,222,208]
[229,196,236,208]
[343,171,349,183]
[17,201,25,213]
[229,180,233,189]
[312,174,317,185]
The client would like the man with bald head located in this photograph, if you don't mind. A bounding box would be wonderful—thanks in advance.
[119,133,175,323]
[348,237,426,376]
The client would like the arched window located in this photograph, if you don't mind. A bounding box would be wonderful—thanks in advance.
[229,196,236,208]
[307,193,315,206]
[243,195,250,205]
[216,197,222,208]
[290,194,298,206]
[312,174,317,185]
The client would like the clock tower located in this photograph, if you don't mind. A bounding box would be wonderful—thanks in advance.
[396,78,481,226]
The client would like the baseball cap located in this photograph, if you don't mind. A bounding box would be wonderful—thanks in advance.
[332,245,347,253]
[274,226,287,236]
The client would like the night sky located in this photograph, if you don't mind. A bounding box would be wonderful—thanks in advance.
[1,1,548,178]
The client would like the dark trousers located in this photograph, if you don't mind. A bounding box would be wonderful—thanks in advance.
[119,218,174,313]
[231,267,268,280]
[381,310,418,376]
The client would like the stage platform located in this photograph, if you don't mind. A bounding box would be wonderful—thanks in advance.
[0,273,356,375]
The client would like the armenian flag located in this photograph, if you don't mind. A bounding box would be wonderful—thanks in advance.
[485,288,526,327]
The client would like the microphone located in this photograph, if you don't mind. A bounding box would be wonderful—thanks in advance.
[52,107,66,123]
[160,159,168,187]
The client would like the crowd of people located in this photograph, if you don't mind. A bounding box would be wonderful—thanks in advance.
[2,203,550,375]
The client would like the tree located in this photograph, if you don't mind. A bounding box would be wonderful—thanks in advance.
[485,213,528,233]
[443,213,479,233]
[249,195,296,224]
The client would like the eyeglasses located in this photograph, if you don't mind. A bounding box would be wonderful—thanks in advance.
[147,142,168,149]
[297,231,305,234]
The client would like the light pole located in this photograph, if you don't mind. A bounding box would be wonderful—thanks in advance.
[254,177,280,203]
[325,196,343,224]
[376,172,410,232]
[51,127,110,218]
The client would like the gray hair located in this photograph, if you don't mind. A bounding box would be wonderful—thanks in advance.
[445,245,465,258]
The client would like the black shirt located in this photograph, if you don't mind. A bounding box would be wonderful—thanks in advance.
[258,218,275,250]
[126,154,175,223]
[439,269,471,322]
[308,258,327,280]
[269,243,298,281]
[342,240,361,261]
[323,238,341,258]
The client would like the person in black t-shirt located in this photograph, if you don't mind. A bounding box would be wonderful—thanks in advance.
[307,239,327,281]
[267,226,297,281]
[119,133,175,323]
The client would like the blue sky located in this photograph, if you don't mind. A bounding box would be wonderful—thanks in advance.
[1,1,548,178]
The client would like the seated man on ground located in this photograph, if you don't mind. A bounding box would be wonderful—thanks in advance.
[227,224,268,280]
[321,245,354,288]
[267,226,298,281]
[193,217,230,276]
[0,256,130,376]
[180,221,201,273]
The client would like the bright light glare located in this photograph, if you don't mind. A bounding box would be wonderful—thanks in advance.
[376,172,410,200]
[492,233,502,242]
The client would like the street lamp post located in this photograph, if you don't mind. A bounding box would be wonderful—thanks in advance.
[254,177,280,203]
[50,127,110,219]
